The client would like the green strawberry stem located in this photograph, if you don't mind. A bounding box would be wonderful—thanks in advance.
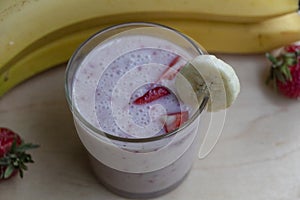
[266,53,292,81]
[265,50,300,91]
[0,139,39,179]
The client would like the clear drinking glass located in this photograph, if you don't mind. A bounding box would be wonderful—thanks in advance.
[65,22,209,198]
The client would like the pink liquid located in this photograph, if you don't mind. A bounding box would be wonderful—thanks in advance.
[94,48,189,139]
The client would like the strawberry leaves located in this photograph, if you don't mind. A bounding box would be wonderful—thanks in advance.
[0,128,39,180]
[266,53,292,84]
[266,44,300,98]
[0,140,39,179]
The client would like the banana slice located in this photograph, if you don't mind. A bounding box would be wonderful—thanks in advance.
[175,55,240,112]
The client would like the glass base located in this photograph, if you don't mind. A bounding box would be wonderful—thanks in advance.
[88,153,193,199]
[98,169,190,199]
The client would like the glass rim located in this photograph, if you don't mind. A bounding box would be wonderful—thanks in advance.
[65,22,209,143]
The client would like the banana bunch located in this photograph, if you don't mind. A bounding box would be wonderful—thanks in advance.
[0,0,300,96]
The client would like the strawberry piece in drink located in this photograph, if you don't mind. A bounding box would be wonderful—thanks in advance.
[157,56,184,81]
[163,111,189,133]
[133,86,171,105]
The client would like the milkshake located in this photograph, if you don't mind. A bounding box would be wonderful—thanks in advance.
[65,23,208,198]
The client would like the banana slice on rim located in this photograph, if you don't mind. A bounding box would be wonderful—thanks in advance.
[175,55,240,112]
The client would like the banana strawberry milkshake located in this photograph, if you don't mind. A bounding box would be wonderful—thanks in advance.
[66,23,208,198]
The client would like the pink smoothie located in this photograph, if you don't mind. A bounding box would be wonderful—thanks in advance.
[70,27,204,198]
[73,34,196,138]
[94,48,192,139]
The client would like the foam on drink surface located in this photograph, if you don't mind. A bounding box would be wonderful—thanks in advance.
[73,35,193,139]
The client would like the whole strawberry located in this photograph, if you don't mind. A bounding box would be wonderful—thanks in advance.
[266,44,300,98]
[0,127,39,180]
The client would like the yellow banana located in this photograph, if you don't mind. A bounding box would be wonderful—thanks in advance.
[1,13,300,96]
[0,0,299,66]
[1,0,298,23]
[1,0,300,97]
[1,0,299,68]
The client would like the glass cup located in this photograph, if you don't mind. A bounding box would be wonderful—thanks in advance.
[65,22,210,198]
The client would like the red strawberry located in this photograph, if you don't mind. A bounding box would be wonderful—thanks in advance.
[266,44,300,98]
[168,55,181,68]
[157,55,184,81]
[284,44,300,53]
[163,111,189,133]
[0,127,39,180]
[133,86,170,105]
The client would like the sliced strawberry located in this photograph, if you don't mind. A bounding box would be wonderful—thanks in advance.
[168,55,181,67]
[163,111,189,133]
[133,86,170,105]
[161,66,184,81]
[157,55,184,81]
